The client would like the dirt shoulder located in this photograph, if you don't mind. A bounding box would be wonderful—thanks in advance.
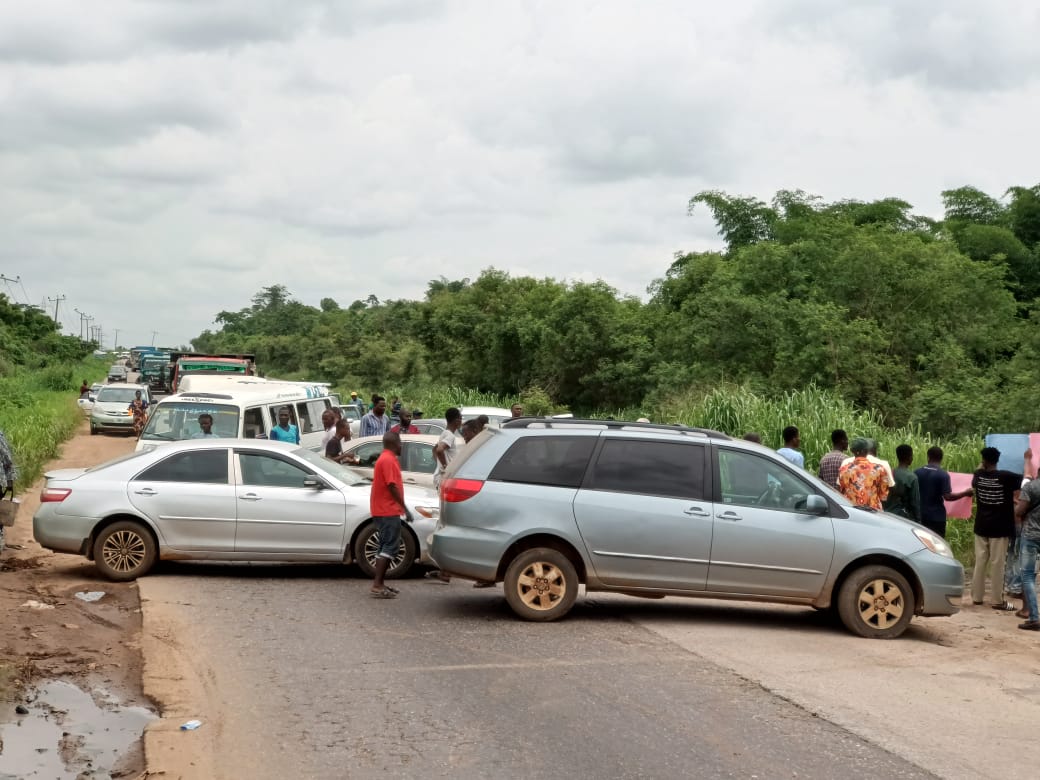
[0,422,146,776]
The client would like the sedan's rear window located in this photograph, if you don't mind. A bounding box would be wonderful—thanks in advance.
[489,436,596,488]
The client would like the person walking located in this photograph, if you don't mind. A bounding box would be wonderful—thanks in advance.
[818,429,848,489]
[368,431,410,599]
[390,409,420,435]
[0,428,17,554]
[128,390,149,436]
[915,446,970,538]
[1014,470,1040,631]
[360,396,392,438]
[269,407,300,444]
[884,444,921,521]
[776,426,804,468]
[434,407,463,489]
[838,438,889,510]
[970,447,1023,607]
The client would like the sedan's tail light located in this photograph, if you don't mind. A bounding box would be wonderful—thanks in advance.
[441,478,484,503]
[41,488,72,503]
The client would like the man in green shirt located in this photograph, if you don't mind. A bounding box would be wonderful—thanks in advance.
[884,444,921,521]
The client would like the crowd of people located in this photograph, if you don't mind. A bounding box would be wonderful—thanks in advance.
[765,425,1040,633]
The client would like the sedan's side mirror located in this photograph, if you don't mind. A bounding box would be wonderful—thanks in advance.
[804,494,829,515]
[303,476,327,490]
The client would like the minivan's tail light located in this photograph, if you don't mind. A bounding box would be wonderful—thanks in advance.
[441,478,484,503]
[41,488,72,503]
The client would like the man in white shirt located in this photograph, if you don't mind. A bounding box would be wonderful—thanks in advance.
[840,438,896,488]
[191,414,216,439]
[433,407,462,489]
[320,409,337,451]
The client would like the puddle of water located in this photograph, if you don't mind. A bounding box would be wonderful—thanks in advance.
[0,679,156,779]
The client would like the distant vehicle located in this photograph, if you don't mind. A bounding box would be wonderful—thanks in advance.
[33,440,441,581]
[92,349,108,358]
[107,365,128,382]
[430,419,964,637]
[137,386,335,451]
[139,353,172,393]
[169,352,255,393]
[90,384,151,435]
[338,405,362,423]
[314,434,440,488]
[77,384,106,415]
[460,406,514,428]
[129,346,160,371]
[117,352,130,360]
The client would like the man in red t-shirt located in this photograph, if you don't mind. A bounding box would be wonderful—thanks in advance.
[390,408,420,435]
[369,431,409,598]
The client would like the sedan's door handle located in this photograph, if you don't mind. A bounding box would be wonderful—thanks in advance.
[684,505,711,517]
[239,493,262,501]
[134,488,158,496]
[716,510,742,522]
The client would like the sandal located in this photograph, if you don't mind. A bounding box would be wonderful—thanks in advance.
[1017,607,1030,619]
[992,601,1018,611]
[369,588,397,599]
[384,585,400,594]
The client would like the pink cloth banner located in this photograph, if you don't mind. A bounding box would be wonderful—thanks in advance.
[1030,433,1040,476]
[944,472,974,520]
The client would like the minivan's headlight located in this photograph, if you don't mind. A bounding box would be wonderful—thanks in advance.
[913,527,953,559]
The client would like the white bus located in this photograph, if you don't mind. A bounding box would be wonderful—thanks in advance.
[136,388,335,451]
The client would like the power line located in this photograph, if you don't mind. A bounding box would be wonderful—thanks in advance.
[47,294,66,324]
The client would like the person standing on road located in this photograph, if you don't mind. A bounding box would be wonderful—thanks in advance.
[79,379,89,398]
[320,409,337,451]
[915,446,970,539]
[191,414,216,438]
[884,445,921,521]
[1014,470,1040,630]
[997,455,1035,614]
[840,439,895,490]
[369,431,410,599]
[511,403,524,419]
[971,447,1023,607]
[391,408,420,435]
[818,429,848,489]
[776,426,804,468]
[838,438,889,510]
[349,392,365,415]
[269,407,300,445]
[325,419,359,465]
[128,390,149,437]
[0,429,17,554]
[461,419,480,443]
[360,396,392,438]
[434,408,462,489]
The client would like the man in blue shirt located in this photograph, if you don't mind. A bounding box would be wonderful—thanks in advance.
[360,396,391,438]
[269,407,300,445]
[776,425,804,468]
[915,446,971,539]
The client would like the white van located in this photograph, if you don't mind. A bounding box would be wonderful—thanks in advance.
[135,388,334,451]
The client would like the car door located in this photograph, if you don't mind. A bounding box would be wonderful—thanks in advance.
[707,447,835,598]
[127,449,236,552]
[346,440,384,479]
[572,437,713,591]
[401,441,437,487]
[233,449,347,556]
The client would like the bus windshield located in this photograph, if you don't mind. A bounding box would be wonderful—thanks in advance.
[140,402,240,442]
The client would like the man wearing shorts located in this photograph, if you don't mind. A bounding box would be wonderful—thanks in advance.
[369,431,408,599]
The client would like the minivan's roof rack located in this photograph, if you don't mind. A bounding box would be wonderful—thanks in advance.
[501,417,731,440]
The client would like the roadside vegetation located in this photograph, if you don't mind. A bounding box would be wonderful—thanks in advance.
[0,295,101,490]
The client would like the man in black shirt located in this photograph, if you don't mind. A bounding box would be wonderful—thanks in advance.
[970,447,1023,606]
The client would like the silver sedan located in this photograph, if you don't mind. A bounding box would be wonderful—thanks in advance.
[33,439,439,581]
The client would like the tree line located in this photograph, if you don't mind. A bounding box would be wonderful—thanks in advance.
[192,183,1040,437]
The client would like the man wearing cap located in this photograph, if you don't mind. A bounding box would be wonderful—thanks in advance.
[838,438,889,510]
[970,447,1023,606]
[349,392,365,415]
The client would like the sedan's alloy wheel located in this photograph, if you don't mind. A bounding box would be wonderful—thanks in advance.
[101,529,147,573]
[364,532,406,570]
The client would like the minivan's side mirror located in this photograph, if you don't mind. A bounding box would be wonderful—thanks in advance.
[303,476,327,490]
[804,494,828,515]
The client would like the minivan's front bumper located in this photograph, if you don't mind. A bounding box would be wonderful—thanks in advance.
[910,549,965,615]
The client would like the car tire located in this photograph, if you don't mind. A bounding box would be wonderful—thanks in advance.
[89,424,97,435]
[504,547,579,622]
[836,564,915,639]
[354,521,417,580]
[92,520,157,581]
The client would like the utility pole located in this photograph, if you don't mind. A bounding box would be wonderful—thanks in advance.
[150,330,159,346]
[73,308,90,340]
[113,329,120,350]
[48,294,66,324]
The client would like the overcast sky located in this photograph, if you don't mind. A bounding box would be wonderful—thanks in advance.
[1,0,1038,347]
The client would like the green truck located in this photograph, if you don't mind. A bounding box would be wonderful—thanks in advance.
[140,353,172,394]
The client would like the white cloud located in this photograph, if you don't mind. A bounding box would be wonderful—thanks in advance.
[0,0,1038,347]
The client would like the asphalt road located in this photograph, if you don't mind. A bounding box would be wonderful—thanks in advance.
[140,564,934,779]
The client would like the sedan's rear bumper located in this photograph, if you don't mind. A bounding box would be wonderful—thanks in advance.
[33,505,93,556]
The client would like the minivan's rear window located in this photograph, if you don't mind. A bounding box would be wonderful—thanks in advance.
[489,436,596,488]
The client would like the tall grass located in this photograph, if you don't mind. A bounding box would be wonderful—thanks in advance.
[331,382,565,418]
[0,358,107,491]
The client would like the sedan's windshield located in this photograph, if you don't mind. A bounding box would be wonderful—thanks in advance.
[97,387,145,403]
[140,402,240,441]
[293,447,367,486]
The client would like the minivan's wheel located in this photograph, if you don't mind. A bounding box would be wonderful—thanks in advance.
[92,521,157,581]
[354,522,417,579]
[504,548,579,622]
[837,565,915,639]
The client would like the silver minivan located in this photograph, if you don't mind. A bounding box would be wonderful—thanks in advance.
[429,420,964,638]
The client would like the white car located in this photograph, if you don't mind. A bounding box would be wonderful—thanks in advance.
[77,383,106,415]
[461,406,515,427]
[90,384,151,435]
[325,434,440,488]
[33,439,440,581]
